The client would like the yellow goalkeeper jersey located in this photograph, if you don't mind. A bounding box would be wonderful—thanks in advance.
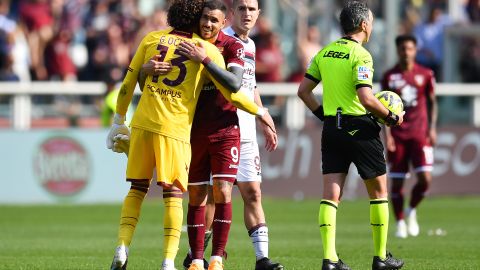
[116,28,260,142]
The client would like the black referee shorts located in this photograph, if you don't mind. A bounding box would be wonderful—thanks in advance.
[321,115,386,180]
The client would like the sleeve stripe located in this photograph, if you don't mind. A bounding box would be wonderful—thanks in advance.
[356,83,372,89]
[305,73,321,83]
[226,62,243,70]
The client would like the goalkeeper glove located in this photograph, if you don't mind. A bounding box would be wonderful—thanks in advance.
[113,134,130,155]
[106,114,130,150]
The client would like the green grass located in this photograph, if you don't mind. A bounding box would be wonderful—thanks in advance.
[1,196,479,270]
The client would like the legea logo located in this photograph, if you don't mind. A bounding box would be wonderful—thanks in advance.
[34,136,90,198]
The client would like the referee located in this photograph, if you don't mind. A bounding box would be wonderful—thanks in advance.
[297,2,404,270]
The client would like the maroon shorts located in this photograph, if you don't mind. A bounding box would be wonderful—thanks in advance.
[188,125,240,185]
[387,136,433,178]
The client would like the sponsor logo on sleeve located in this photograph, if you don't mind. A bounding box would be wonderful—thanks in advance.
[358,66,371,80]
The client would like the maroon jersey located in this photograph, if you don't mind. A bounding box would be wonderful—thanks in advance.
[191,31,245,136]
[381,63,435,140]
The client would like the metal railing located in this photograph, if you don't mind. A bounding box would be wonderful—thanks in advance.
[1,82,479,129]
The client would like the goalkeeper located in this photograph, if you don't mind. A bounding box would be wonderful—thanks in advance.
[297,2,404,270]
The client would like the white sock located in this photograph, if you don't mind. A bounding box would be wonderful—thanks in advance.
[249,225,269,260]
[162,258,174,268]
[210,255,222,264]
[192,259,204,265]
[406,207,416,217]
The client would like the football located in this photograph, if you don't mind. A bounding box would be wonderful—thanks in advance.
[374,91,404,124]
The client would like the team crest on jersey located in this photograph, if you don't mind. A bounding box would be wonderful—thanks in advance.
[236,48,245,59]
[389,74,405,89]
[357,66,370,80]
[414,75,424,85]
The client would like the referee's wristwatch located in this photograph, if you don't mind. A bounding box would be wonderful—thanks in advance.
[384,111,399,126]
[312,105,325,121]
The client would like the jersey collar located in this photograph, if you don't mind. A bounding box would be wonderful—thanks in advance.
[215,31,226,45]
[170,29,193,39]
[342,36,359,43]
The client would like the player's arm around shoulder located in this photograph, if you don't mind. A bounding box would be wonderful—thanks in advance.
[177,40,243,92]
[198,42,275,132]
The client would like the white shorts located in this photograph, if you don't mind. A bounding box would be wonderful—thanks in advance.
[236,141,262,182]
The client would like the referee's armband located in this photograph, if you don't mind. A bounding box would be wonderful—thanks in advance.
[312,105,325,121]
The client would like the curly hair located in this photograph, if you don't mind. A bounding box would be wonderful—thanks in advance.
[167,0,205,32]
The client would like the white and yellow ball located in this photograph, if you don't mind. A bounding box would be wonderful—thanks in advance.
[374,91,404,124]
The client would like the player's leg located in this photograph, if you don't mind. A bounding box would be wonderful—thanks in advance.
[111,128,155,270]
[209,178,234,268]
[204,185,215,249]
[386,138,409,238]
[390,178,407,238]
[185,185,212,270]
[206,130,240,269]
[153,134,191,270]
[407,142,434,236]
[187,184,209,270]
[237,141,283,270]
[352,122,403,270]
[162,186,184,270]
[319,173,349,270]
[184,135,211,270]
[319,117,351,270]
[365,175,403,270]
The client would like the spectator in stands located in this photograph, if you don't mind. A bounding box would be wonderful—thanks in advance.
[459,37,480,82]
[19,0,54,80]
[45,27,77,80]
[251,16,285,124]
[467,0,480,22]
[133,8,168,47]
[1,0,27,82]
[0,0,15,78]
[413,5,452,81]
[288,25,322,83]
[0,50,18,81]
[252,17,283,82]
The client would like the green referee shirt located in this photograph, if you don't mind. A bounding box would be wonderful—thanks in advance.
[306,37,374,116]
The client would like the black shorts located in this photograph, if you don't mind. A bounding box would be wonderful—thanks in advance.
[321,115,386,180]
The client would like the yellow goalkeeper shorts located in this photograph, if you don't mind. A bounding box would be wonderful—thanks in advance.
[126,128,191,192]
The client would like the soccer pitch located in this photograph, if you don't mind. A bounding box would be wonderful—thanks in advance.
[1,197,479,270]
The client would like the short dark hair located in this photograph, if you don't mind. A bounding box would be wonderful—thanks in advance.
[167,0,205,32]
[204,0,227,15]
[339,1,370,34]
[232,0,259,8]
[395,34,417,47]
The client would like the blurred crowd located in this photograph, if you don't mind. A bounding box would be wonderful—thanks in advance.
[0,0,479,126]
[1,0,477,83]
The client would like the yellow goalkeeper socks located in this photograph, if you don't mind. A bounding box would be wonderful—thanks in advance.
[117,188,147,247]
[163,196,183,260]
[319,199,338,261]
[370,199,389,259]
